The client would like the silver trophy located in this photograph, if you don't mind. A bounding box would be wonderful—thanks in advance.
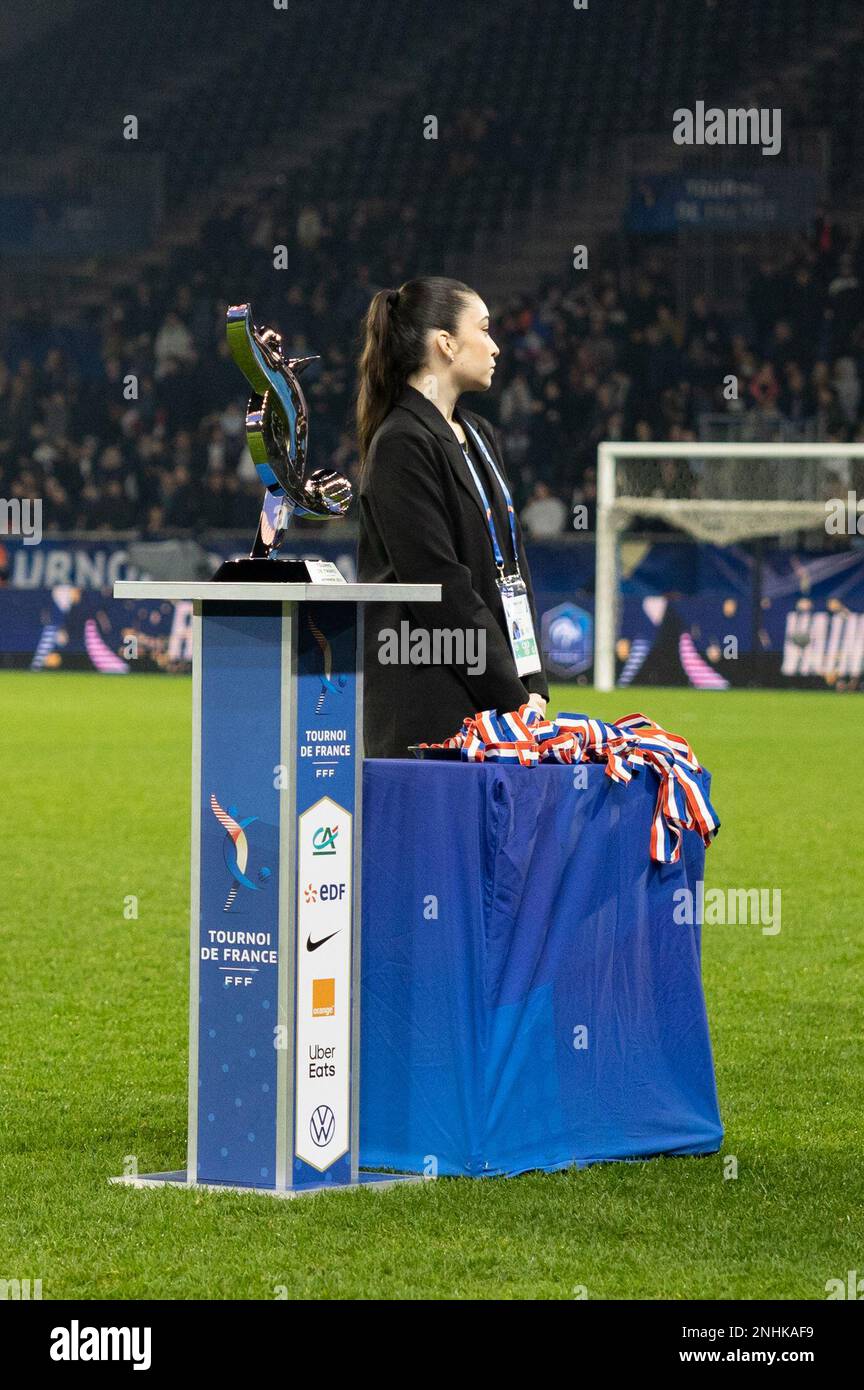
[213,303,352,581]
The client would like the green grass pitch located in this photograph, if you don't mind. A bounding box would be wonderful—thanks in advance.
[1,672,861,1300]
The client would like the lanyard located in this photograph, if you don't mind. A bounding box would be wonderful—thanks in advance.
[458,419,520,577]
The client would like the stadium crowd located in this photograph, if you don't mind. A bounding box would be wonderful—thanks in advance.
[3,194,864,539]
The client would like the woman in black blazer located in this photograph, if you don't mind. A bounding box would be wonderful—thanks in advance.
[355,276,550,758]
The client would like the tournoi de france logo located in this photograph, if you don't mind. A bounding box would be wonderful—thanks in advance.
[307,613,347,714]
[209,794,272,912]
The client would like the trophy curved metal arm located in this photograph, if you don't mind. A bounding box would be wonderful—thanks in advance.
[225,303,353,559]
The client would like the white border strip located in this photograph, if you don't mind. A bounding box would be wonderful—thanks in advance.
[114,582,442,604]
[276,603,297,1189]
[350,605,364,1184]
[109,1172,423,1199]
[602,442,864,458]
[186,601,203,1182]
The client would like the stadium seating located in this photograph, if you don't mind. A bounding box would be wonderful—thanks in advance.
[3,0,864,536]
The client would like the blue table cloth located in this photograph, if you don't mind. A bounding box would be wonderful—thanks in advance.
[360,759,723,1177]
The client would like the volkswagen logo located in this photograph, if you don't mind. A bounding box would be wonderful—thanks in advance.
[310,1105,336,1147]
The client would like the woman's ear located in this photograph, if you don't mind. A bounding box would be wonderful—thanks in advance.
[434,329,455,364]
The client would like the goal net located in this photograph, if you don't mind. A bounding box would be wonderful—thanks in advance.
[594,442,864,691]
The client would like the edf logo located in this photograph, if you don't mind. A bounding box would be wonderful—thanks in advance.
[319,883,346,901]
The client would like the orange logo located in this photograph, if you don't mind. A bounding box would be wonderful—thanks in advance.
[312,978,335,1017]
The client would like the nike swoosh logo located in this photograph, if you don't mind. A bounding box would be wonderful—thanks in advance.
[306,931,340,952]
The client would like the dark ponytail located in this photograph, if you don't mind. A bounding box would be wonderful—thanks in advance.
[355,276,474,467]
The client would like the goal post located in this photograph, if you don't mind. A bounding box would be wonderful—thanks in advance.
[594,441,864,692]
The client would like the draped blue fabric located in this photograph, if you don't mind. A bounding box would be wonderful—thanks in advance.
[360,760,723,1177]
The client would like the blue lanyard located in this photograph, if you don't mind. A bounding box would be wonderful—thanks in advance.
[458,419,520,577]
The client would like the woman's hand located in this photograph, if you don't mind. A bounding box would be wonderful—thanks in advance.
[526,691,548,717]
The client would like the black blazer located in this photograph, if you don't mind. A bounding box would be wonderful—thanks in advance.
[357,383,550,758]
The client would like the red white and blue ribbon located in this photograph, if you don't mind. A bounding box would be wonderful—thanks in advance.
[418,706,720,864]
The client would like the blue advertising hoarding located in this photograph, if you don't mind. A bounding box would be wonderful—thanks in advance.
[626,170,823,234]
[2,538,863,690]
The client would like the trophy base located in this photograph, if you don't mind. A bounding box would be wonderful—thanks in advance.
[212,557,317,583]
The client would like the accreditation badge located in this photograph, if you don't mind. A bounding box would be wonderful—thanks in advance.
[497,572,542,676]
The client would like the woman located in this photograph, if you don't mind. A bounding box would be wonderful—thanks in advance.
[356,276,549,757]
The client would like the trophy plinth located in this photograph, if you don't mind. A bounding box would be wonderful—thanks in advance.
[212,557,317,583]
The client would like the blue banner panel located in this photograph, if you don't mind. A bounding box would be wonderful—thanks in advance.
[0,585,188,671]
[292,602,358,1188]
[3,541,864,688]
[2,534,357,590]
[196,604,283,1187]
[360,760,722,1177]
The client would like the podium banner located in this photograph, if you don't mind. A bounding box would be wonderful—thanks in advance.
[292,604,358,1185]
[192,599,359,1190]
[196,604,284,1187]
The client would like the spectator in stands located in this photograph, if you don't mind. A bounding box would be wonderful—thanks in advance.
[98,477,136,531]
[786,264,824,346]
[154,312,194,376]
[296,203,323,251]
[162,463,197,529]
[685,293,727,363]
[748,258,785,342]
[520,481,566,538]
[626,274,660,335]
[499,370,538,426]
[765,320,800,373]
[779,362,815,427]
[201,470,232,530]
[8,160,864,546]
[44,477,75,532]
[826,253,861,351]
[833,356,860,426]
[749,363,780,410]
[814,383,847,439]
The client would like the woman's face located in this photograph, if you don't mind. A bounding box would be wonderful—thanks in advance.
[448,295,500,391]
